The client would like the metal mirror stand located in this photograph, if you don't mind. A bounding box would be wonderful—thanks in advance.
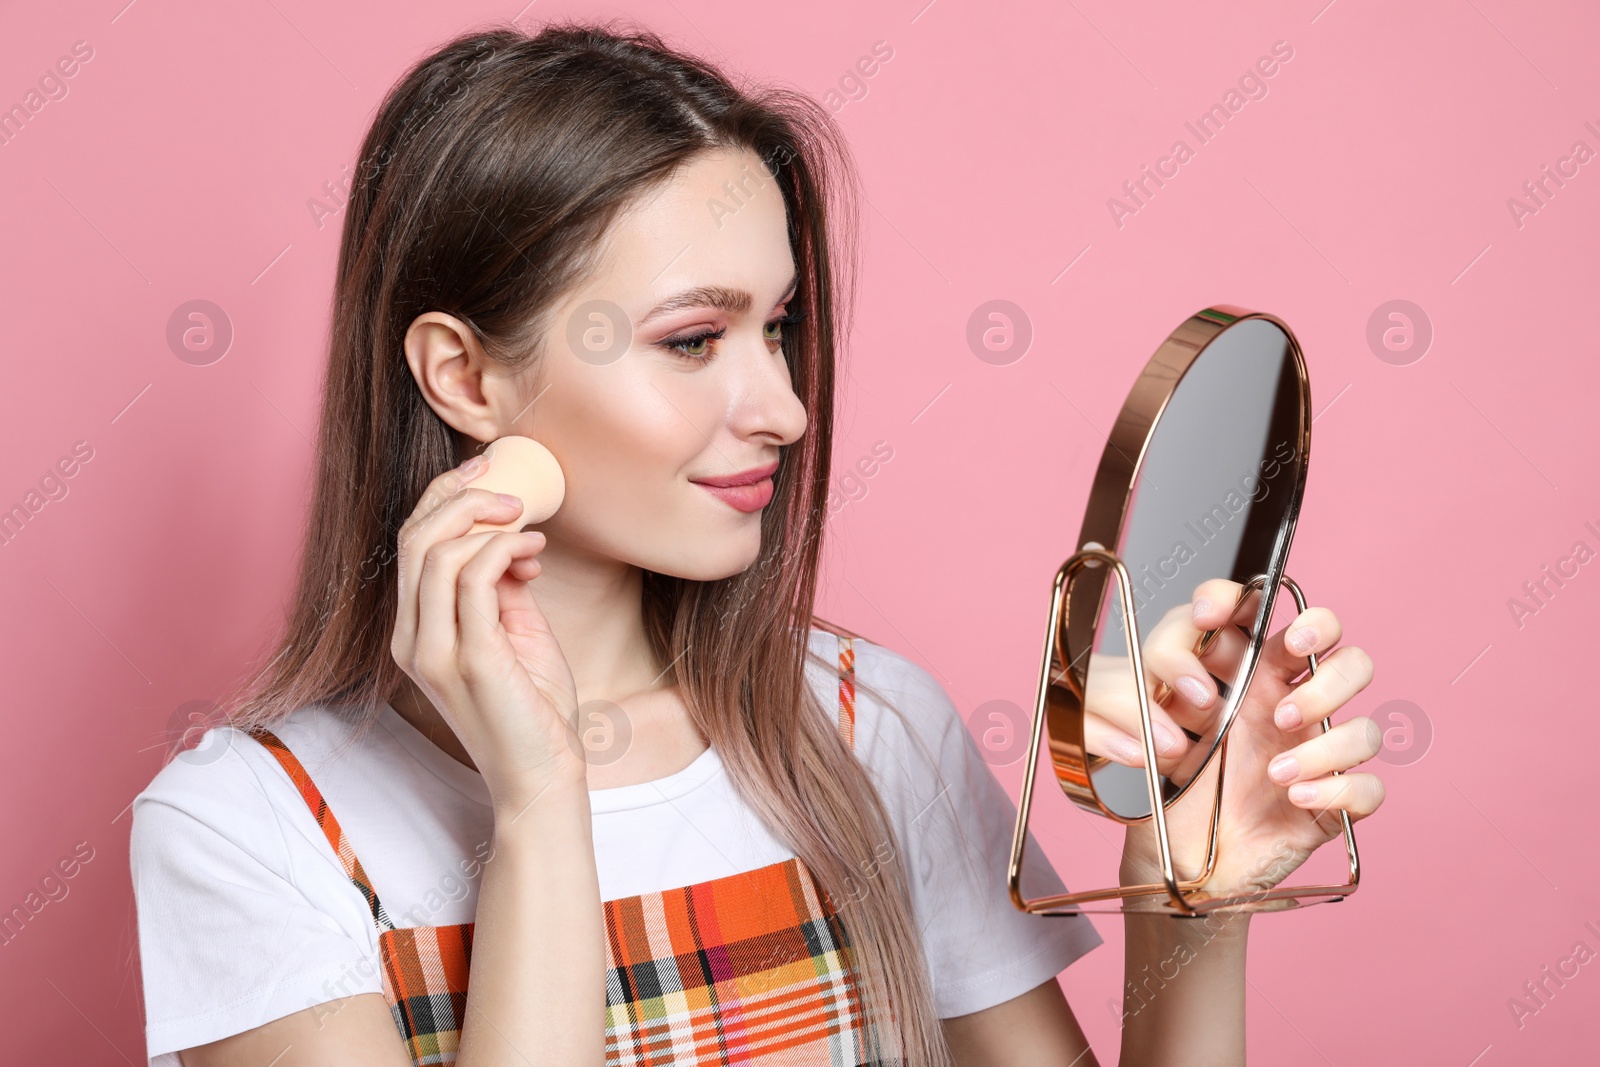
[1006,549,1361,917]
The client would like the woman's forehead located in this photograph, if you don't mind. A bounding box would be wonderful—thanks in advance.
[580,147,795,310]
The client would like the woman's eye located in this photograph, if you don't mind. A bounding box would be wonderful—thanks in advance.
[660,328,723,359]
[658,308,804,361]
[764,308,806,344]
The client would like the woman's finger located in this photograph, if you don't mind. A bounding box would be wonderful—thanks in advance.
[1084,708,1188,768]
[394,458,492,654]
[1266,716,1383,785]
[1138,581,1256,732]
[456,531,546,655]
[399,486,523,661]
[1139,612,1223,737]
[1085,651,1193,759]
[1193,621,1250,683]
[1190,579,1259,635]
[507,555,542,578]
[415,528,503,677]
[1171,628,1254,734]
[1259,605,1344,682]
[1140,603,1253,738]
[410,489,524,675]
[1271,645,1376,731]
[1281,770,1386,821]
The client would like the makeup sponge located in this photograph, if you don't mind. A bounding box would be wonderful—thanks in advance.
[467,435,566,533]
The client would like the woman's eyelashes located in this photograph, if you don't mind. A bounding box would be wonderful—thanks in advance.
[658,307,808,361]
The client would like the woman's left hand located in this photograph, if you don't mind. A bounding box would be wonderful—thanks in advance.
[1088,577,1384,898]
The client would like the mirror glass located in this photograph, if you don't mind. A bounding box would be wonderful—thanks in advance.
[1073,317,1304,819]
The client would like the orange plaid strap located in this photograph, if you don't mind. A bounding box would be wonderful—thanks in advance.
[249,727,456,1060]
[248,727,397,933]
[836,634,856,751]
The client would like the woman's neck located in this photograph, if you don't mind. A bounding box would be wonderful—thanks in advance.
[537,546,669,692]
[385,544,684,774]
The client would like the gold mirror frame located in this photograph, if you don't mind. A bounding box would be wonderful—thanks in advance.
[1006,305,1360,916]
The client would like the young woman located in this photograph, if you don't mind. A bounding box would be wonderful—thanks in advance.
[130,21,1385,1067]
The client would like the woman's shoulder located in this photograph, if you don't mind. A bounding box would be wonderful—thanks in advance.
[805,623,966,776]
[129,703,392,1058]
[806,621,945,695]
[128,702,361,866]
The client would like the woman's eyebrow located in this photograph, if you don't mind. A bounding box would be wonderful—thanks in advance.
[636,271,800,327]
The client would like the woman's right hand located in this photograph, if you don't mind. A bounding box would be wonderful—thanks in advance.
[390,452,586,817]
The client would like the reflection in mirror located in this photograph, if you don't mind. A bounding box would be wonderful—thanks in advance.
[1076,318,1302,819]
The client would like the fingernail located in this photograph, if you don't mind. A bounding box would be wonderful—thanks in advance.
[1267,753,1299,783]
[1275,702,1302,730]
[497,493,523,508]
[1192,597,1211,621]
[1288,626,1318,654]
[459,454,486,474]
[1152,720,1184,756]
[1105,734,1145,765]
[1288,782,1317,804]
[1174,676,1212,708]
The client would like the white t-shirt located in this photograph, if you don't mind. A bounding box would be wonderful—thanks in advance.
[130,627,1102,1064]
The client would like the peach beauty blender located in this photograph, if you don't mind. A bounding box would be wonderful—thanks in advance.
[466,435,566,534]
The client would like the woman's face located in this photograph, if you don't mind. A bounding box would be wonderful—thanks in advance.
[508,146,808,581]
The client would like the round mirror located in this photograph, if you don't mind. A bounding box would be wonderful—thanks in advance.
[1042,308,1309,822]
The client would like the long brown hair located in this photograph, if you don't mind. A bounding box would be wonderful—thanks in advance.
[220,19,954,1067]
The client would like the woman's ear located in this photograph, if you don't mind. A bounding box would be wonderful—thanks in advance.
[402,311,505,444]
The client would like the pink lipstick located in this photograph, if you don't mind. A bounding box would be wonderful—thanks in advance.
[691,461,778,513]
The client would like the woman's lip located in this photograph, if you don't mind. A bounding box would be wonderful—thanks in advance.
[695,478,774,513]
[690,461,779,488]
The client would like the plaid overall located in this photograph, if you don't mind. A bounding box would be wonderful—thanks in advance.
[251,635,884,1066]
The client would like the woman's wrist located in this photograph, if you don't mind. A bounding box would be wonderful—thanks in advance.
[1119,817,1303,903]
[490,768,592,839]
[1118,900,1251,1065]
[1119,833,1202,892]
[463,759,604,1067]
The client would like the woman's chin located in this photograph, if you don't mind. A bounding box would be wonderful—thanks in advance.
[651,539,764,582]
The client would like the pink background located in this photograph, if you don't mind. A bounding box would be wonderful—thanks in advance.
[2,0,1597,1061]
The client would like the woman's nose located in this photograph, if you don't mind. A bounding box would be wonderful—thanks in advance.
[727,331,808,445]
